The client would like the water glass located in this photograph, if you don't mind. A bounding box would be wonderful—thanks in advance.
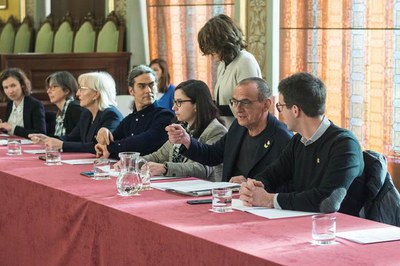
[93,159,111,180]
[7,139,22,156]
[45,147,62,165]
[212,187,233,213]
[312,214,336,245]
[138,158,150,190]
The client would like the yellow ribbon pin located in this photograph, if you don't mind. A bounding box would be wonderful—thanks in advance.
[264,140,270,149]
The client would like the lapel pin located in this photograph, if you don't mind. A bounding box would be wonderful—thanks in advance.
[264,140,271,149]
[317,158,320,164]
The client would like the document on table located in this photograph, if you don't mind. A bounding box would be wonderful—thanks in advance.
[151,179,240,196]
[108,169,184,181]
[0,139,33,145]
[61,158,117,165]
[336,227,400,244]
[0,133,9,137]
[232,199,317,219]
[24,149,46,154]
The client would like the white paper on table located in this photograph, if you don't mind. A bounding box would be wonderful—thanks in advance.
[61,158,117,165]
[0,133,9,137]
[0,139,33,145]
[336,227,400,244]
[151,179,240,196]
[232,199,317,219]
[107,169,183,181]
[24,149,46,154]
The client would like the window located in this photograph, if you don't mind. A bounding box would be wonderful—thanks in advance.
[147,0,234,89]
[280,0,400,162]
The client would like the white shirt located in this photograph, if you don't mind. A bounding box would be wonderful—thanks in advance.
[8,99,25,135]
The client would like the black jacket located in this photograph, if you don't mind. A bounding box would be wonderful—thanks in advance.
[5,95,46,138]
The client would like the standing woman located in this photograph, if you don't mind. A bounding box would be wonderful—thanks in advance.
[198,14,261,124]
[150,58,175,110]
[30,71,123,153]
[0,68,46,138]
[143,80,227,181]
[45,71,83,136]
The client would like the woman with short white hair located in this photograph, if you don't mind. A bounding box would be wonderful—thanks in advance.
[30,71,123,153]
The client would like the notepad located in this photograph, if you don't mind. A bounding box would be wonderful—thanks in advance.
[0,139,33,146]
[232,199,317,219]
[336,227,400,244]
[151,179,240,196]
[61,158,117,165]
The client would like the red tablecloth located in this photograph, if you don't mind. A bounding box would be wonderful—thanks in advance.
[0,145,399,265]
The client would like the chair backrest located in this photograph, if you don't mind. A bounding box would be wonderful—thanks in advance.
[73,15,96,52]
[358,150,400,226]
[115,95,133,117]
[34,15,54,53]
[53,13,74,53]
[13,16,34,53]
[96,11,125,52]
[0,16,18,53]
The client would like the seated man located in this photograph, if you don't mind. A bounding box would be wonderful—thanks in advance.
[95,65,175,158]
[166,77,293,182]
[240,72,364,214]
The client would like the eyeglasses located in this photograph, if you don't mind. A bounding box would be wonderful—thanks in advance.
[229,98,258,108]
[137,82,155,90]
[78,86,92,92]
[173,99,193,107]
[276,102,290,112]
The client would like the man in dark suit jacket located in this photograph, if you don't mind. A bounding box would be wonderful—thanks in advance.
[166,77,293,182]
[4,95,46,138]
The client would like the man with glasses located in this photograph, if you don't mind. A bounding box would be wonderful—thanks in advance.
[240,72,364,214]
[95,65,175,158]
[166,77,293,182]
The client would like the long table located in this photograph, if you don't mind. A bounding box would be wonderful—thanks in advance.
[0,144,399,265]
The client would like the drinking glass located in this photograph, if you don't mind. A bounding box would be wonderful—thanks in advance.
[45,147,62,165]
[92,159,111,180]
[212,187,233,213]
[7,139,22,156]
[312,214,336,245]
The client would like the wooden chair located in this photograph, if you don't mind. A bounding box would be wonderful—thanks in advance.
[0,16,19,53]
[34,15,54,53]
[73,13,96,52]
[53,12,74,53]
[13,16,34,53]
[96,11,125,52]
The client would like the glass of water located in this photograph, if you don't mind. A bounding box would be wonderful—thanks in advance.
[212,187,233,213]
[312,214,336,245]
[7,139,22,156]
[45,147,62,165]
[92,159,111,180]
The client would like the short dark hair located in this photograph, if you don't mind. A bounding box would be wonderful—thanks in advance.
[45,71,78,99]
[150,58,171,94]
[278,72,326,117]
[198,14,247,64]
[175,79,220,138]
[0,68,31,101]
[128,65,157,87]
[238,77,272,101]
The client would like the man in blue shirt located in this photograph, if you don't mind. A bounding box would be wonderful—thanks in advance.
[95,65,174,158]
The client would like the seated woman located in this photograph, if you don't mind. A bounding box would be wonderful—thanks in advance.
[150,58,175,110]
[0,68,46,138]
[30,71,123,153]
[45,71,83,136]
[143,79,227,181]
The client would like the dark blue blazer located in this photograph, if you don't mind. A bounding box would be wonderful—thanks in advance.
[5,95,46,138]
[183,113,293,181]
[61,105,123,153]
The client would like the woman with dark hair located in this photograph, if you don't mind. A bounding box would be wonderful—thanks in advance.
[150,58,175,110]
[0,67,46,138]
[198,14,261,123]
[142,79,227,181]
[45,71,83,136]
